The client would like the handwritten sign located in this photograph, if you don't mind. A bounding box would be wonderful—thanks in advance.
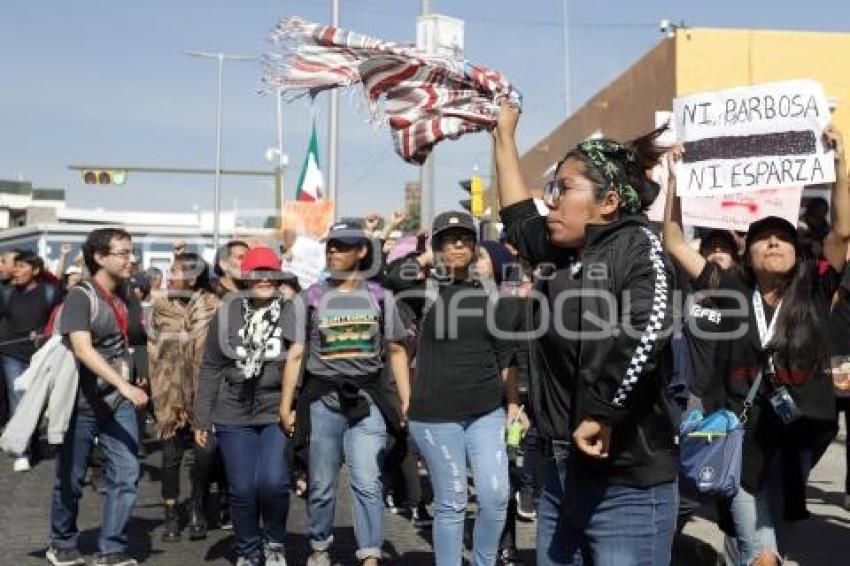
[286,236,326,289]
[674,79,834,197]
[280,200,334,239]
[681,186,803,232]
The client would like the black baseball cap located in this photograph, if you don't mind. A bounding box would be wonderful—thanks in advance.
[699,229,738,256]
[745,216,800,251]
[324,221,369,246]
[431,211,477,245]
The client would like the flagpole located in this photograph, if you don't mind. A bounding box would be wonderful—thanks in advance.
[328,0,340,222]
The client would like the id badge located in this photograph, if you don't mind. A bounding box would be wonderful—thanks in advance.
[769,386,801,425]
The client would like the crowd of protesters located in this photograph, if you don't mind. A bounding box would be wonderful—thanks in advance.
[0,113,849,566]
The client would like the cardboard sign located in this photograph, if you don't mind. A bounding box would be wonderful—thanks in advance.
[286,236,326,289]
[280,200,335,239]
[673,79,834,197]
[681,186,803,232]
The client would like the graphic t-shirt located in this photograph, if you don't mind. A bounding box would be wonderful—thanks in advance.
[302,283,407,379]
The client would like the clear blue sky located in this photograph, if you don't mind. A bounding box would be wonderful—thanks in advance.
[3,0,849,224]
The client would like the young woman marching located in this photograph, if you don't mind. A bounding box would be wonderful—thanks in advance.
[493,101,679,566]
[280,222,411,566]
[663,129,850,565]
[194,246,296,566]
[384,212,519,566]
[149,253,219,542]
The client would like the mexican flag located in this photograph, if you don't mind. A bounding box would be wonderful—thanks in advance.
[295,121,325,202]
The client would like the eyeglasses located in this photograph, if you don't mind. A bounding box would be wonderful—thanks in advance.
[108,251,137,261]
[543,178,564,208]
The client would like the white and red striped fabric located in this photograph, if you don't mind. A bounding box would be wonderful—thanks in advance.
[264,17,521,165]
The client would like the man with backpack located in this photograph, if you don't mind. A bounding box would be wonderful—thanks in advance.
[46,228,148,566]
[280,221,411,566]
[0,250,61,471]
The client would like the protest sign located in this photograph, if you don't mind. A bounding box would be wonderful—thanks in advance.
[673,79,834,197]
[280,200,334,239]
[681,186,803,232]
[286,235,326,288]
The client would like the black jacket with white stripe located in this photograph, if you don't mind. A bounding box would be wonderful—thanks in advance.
[501,199,679,488]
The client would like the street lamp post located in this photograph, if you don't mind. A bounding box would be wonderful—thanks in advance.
[184,50,258,251]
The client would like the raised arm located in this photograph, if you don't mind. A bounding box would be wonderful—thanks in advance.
[824,126,850,271]
[662,153,706,280]
[493,101,532,208]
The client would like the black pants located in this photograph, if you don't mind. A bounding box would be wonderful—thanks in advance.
[161,427,224,502]
[384,430,422,508]
[499,446,521,551]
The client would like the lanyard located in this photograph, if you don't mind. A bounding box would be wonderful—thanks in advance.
[752,290,781,349]
[91,280,129,345]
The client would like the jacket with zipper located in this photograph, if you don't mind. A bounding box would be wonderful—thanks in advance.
[501,198,679,488]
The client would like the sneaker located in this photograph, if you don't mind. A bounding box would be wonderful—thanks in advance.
[264,542,288,566]
[91,552,138,566]
[411,504,433,529]
[45,547,86,566]
[515,490,536,521]
[13,456,30,472]
[497,547,524,565]
[235,558,261,566]
[384,493,400,514]
[307,551,332,566]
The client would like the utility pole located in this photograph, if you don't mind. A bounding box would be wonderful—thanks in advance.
[563,0,571,118]
[184,50,258,250]
[328,0,340,222]
[418,0,436,230]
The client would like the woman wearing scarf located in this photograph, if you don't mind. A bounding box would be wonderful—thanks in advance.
[149,253,219,542]
[663,130,850,565]
[493,102,679,566]
[194,246,297,566]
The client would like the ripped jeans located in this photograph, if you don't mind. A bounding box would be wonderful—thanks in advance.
[410,408,510,566]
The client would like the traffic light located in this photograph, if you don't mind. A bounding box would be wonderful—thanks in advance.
[82,169,128,185]
[458,167,485,218]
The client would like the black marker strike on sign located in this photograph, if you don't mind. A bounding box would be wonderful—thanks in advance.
[682,130,816,163]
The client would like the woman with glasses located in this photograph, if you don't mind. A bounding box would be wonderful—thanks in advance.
[492,102,679,566]
[384,211,519,566]
[194,246,296,566]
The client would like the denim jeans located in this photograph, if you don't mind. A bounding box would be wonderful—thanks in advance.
[536,441,678,566]
[409,408,510,566]
[216,423,291,561]
[50,400,140,555]
[308,399,387,561]
[730,481,778,565]
[2,355,28,414]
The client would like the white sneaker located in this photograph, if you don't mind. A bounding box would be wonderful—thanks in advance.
[264,542,288,566]
[13,456,30,472]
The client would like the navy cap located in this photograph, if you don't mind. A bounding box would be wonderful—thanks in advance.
[324,221,369,245]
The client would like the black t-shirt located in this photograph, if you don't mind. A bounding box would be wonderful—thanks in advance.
[528,267,582,442]
[0,282,60,361]
[683,290,727,404]
[409,281,516,422]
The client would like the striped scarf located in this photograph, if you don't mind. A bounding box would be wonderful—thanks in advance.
[264,17,522,165]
